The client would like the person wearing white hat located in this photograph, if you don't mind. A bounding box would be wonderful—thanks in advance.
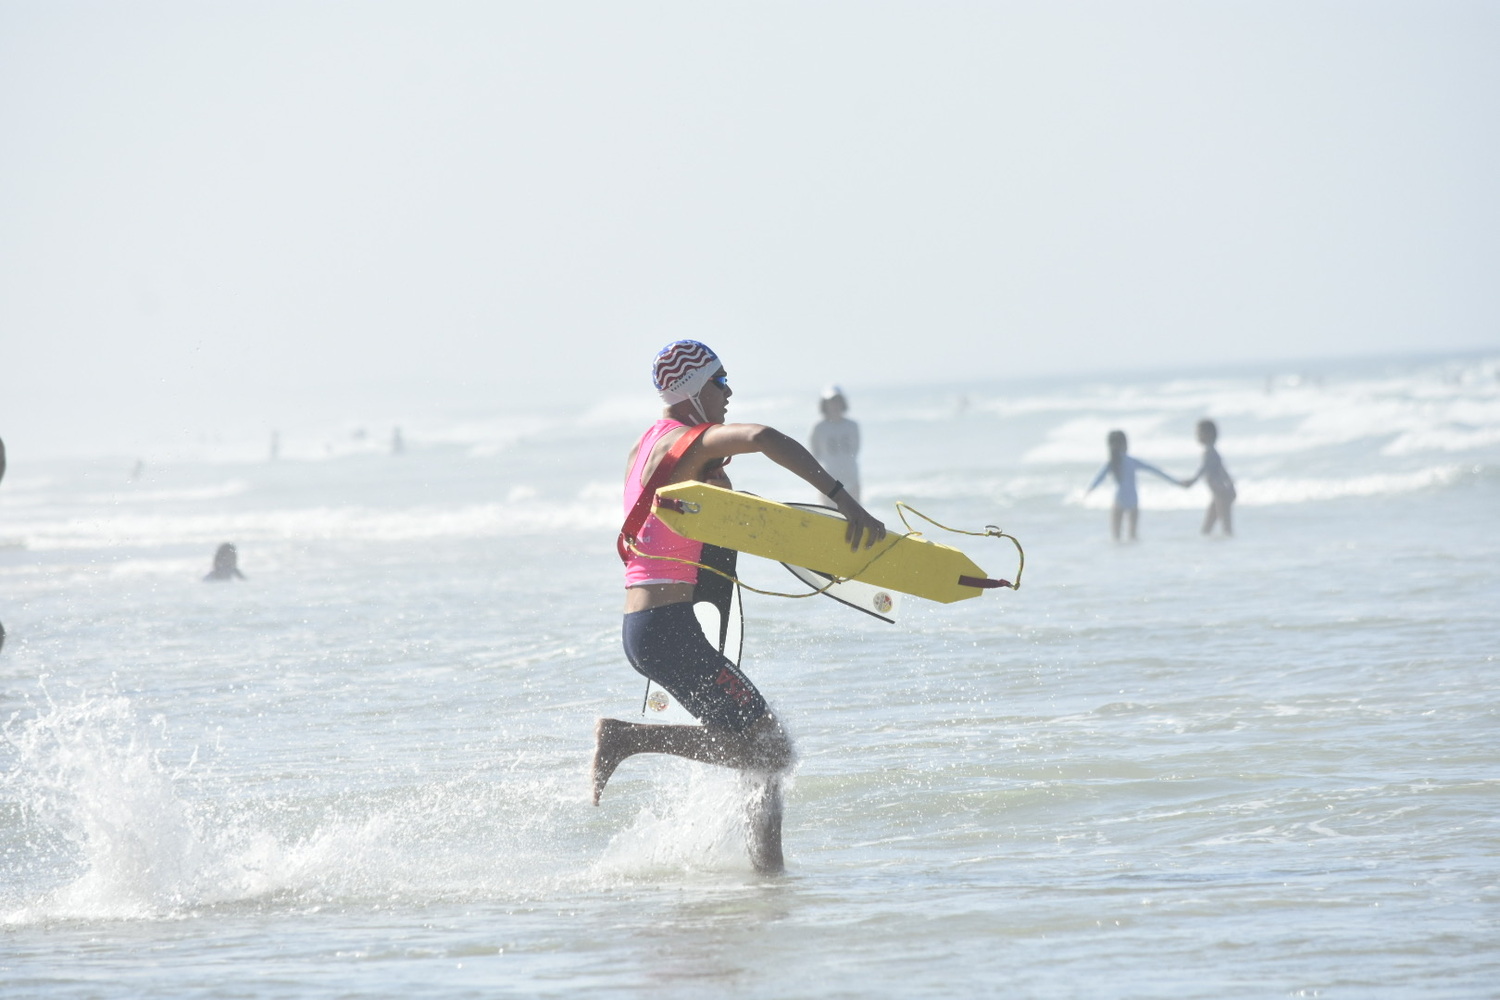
[810,384,861,506]
[592,340,885,873]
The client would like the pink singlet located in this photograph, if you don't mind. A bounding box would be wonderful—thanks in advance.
[623,418,704,587]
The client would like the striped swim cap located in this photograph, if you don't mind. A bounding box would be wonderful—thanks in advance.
[652,340,721,404]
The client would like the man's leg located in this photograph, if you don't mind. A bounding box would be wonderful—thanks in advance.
[593,713,792,872]
[743,773,785,874]
[592,713,792,805]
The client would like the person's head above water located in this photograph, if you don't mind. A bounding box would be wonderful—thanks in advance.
[1107,429,1127,457]
[652,340,728,425]
[205,542,245,581]
[1197,419,1218,446]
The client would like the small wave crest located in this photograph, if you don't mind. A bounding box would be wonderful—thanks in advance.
[7,494,619,552]
[1066,464,1470,509]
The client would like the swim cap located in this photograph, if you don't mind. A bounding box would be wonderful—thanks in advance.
[652,340,721,404]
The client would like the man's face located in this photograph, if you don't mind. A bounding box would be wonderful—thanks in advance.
[699,368,731,423]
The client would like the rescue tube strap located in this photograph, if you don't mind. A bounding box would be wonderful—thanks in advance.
[618,422,713,564]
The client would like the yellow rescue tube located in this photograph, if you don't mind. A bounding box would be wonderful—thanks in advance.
[652,482,995,604]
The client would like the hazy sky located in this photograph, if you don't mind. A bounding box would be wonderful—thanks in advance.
[2,1,1497,455]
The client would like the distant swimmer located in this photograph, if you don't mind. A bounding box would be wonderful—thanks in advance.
[592,339,886,874]
[1183,419,1236,536]
[1084,429,1183,542]
[810,384,861,505]
[203,542,247,581]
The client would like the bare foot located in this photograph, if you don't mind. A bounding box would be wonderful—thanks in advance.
[591,717,630,805]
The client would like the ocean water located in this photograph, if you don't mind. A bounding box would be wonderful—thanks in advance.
[2,354,1497,998]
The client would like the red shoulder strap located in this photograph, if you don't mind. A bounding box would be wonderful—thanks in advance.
[618,422,713,563]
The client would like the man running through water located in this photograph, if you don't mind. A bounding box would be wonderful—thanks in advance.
[592,340,886,873]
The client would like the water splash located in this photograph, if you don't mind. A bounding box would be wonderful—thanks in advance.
[2,690,207,921]
[0,689,589,924]
[595,763,794,877]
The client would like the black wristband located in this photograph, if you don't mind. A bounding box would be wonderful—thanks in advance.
[828,480,844,499]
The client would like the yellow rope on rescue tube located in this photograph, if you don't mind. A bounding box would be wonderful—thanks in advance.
[892,501,1026,590]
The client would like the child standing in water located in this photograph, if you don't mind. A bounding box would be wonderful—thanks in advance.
[1085,430,1182,541]
[1183,419,1236,536]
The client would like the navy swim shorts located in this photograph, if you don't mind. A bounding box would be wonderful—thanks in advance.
[622,602,767,733]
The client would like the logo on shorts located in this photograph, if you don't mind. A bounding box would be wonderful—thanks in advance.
[873,592,893,614]
[646,689,671,713]
[714,667,756,707]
